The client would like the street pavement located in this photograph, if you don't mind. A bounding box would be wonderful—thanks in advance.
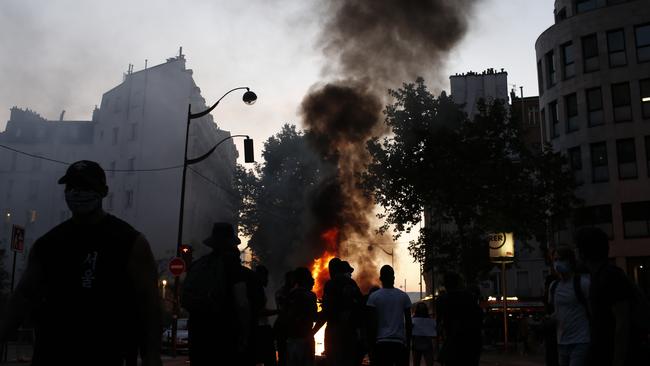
[0,350,544,366]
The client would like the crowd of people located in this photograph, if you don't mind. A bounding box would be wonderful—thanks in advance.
[0,160,647,366]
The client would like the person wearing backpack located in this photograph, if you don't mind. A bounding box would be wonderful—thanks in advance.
[574,227,649,366]
[181,222,251,366]
[548,245,590,366]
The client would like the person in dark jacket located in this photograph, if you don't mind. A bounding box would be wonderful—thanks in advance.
[0,160,162,366]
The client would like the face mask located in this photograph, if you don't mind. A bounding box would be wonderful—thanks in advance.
[553,260,571,274]
[343,272,352,279]
[65,190,103,216]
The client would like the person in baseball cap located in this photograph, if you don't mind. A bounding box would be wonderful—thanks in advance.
[58,160,108,217]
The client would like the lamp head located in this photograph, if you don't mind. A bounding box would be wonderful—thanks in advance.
[243,89,257,105]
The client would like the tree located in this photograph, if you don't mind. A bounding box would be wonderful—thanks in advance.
[234,124,325,278]
[363,78,578,281]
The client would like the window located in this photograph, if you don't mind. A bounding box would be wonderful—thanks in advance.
[555,7,567,23]
[587,87,604,126]
[28,180,39,201]
[546,51,557,88]
[635,24,650,62]
[568,146,584,185]
[550,101,560,138]
[591,142,609,182]
[616,138,637,179]
[645,136,650,176]
[537,61,544,95]
[576,0,597,13]
[607,29,627,67]
[128,157,135,175]
[10,152,17,171]
[32,153,42,171]
[125,190,134,209]
[129,123,137,141]
[106,193,114,211]
[622,201,650,238]
[612,82,632,122]
[641,79,650,119]
[541,108,547,141]
[575,204,613,238]
[6,179,13,200]
[109,161,116,178]
[582,34,600,72]
[565,93,579,132]
[562,42,576,79]
[112,127,119,145]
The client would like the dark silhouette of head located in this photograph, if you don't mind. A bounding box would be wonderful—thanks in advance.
[414,302,429,318]
[554,245,576,269]
[443,272,462,291]
[379,265,395,288]
[574,227,609,263]
[294,267,315,291]
[203,222,241,249]
[328,257,342,278]
[58,160,108,217]
[283,270,296,289]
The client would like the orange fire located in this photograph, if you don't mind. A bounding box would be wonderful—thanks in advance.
[310,227,339,298]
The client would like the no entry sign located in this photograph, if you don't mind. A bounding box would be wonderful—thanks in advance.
[11,225,25,253]
[168,257,186,276]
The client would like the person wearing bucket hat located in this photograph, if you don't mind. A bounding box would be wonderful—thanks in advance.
[0,160,163,366]
[182,222,251,365]
[202,222,242,248]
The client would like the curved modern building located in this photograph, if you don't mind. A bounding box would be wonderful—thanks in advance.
[536,0,650,286]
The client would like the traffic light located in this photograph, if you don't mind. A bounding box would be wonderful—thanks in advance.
[180,244,193,267]
[244,138,254,163]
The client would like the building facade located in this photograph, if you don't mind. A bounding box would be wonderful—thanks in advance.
[0,54,240,283]
[450,68,509,116]
[535,0,650,292]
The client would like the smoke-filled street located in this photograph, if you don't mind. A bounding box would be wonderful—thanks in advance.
[2,0,650,365]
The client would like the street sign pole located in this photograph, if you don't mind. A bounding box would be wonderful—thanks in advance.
[168,257,186,358]
[502,261,508,353]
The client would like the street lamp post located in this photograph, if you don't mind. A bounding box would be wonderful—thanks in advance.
[171,87,257,357]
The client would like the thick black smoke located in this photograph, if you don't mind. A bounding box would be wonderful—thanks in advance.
[299,0,481,291]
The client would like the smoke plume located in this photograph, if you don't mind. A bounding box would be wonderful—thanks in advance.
[300,0,480,292]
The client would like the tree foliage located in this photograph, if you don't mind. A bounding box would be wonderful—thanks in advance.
[234,124,325,277]
[363,78,578,281]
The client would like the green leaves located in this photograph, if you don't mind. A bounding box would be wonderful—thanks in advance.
[363,78,577,281]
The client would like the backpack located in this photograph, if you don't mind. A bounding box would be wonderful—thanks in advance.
[181,253,227,315]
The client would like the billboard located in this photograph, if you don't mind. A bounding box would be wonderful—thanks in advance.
[488,232,514,262]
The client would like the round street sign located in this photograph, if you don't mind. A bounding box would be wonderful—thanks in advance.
[168,257,186,276]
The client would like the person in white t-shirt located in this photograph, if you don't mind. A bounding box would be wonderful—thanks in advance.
[548,245,590,366]
[411,302,436,366]
[366,265,412,366]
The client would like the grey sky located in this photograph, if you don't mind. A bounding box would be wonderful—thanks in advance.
[0,0,556,286]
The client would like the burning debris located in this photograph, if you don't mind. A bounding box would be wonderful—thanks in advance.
[300,0,481,294]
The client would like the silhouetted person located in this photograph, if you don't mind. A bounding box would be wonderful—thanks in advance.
[575,227,648,365]
[182,223,250,366]
[543,248,561,366]
[411,302,436,366]
[313,257,342,362]
[320,260,363,366]
[253,265,279,366]
[275,270,296,366]
[436,272,482,366]
[0,160,162,366]
[367,265,412,366]
[548,245,590,366]
[286,267,318,366]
